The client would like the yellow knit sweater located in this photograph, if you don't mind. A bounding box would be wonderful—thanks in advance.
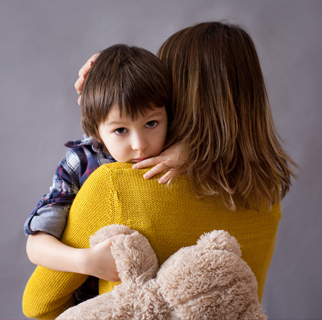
[23,162,281,319]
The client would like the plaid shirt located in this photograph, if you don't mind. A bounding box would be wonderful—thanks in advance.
[24,136,116,303]
[24,136,116,239]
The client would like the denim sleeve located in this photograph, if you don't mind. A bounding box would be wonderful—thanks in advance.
[24,150,81,239]
[24,204,71,239]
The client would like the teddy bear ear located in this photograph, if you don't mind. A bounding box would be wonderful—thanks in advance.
[197,230,241,257]
[89,224,136,247]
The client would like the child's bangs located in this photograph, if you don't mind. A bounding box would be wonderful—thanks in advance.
[112,85,169,121]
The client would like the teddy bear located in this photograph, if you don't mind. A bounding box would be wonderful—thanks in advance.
[57,224,267,320]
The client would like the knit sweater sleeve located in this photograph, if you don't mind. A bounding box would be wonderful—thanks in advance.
[22,166,117,320]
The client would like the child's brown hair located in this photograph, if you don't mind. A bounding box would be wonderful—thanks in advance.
[81,44,172,143]
[158,21,298,209]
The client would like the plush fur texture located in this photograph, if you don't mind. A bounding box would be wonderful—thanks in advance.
[57,225,267,320]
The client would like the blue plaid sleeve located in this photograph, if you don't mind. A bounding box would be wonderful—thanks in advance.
[24,137,115,239]
[24,148,89,239]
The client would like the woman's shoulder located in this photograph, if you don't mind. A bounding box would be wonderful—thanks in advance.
[90,162,151,182]
[102,162,133,170]
[98,162,157,174]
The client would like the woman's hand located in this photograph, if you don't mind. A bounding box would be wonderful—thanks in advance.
[132,143,182,184]
[75,53,99,105]
[82,235,121,282]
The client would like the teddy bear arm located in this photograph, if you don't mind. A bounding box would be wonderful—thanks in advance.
[111,232,159,284]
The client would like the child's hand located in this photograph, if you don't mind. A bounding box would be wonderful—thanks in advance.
[83,235,121,282]
[74,53,99,105]
[132,143,182,184]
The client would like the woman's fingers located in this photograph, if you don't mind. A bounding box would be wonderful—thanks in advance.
[75,53,99,101]
[74,76,85,93]
[78,53,99,77]
[78,59,92,78]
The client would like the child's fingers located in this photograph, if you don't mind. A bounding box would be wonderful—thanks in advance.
[132,156,176,180]
[132,157,160,169]
[143,162,168,180]
[158,170,176,184]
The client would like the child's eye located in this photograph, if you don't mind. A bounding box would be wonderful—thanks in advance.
[114,128,128,135]
[146,121,158,128]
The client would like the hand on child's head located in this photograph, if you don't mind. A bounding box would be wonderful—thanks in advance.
[75,53,99,105]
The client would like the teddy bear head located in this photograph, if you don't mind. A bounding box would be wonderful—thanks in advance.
[155,230,267,319]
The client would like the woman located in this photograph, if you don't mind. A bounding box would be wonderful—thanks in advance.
[23,22,297,319]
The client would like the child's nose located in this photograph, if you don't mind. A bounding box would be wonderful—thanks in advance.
[131,134,148,152]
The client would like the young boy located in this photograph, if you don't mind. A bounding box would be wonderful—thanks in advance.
[24,44,172,302]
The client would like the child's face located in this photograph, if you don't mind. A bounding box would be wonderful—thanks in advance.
[98,105,168,163]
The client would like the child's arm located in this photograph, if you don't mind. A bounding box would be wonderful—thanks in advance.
[26,232,120,281]
[25,141,118,278]
[24,148,81,240]
[23,166,118,319]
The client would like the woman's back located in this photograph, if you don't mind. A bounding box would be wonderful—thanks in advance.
[70,162,281,301]
[22,162,280,319]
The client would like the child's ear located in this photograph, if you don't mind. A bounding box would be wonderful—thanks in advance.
[197,230,241,257]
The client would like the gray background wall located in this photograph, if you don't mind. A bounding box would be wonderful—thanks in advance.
[0,1,321,319]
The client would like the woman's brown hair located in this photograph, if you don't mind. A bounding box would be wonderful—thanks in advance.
[158,22,298,210]
[81,44,172,143]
